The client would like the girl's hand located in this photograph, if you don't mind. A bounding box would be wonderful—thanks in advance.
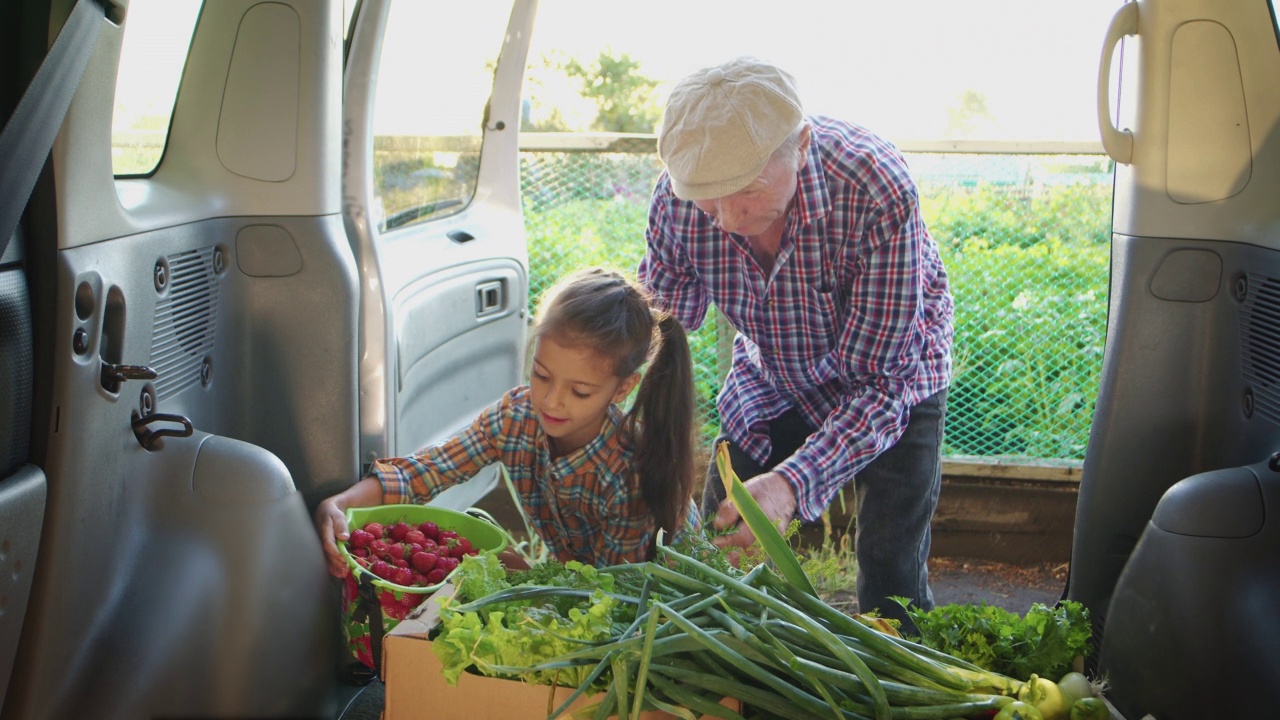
[315,495,353,578]
[314,477,386,578]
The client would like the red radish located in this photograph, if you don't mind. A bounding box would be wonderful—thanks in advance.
[349,529,375,549]
[411,551,438,573]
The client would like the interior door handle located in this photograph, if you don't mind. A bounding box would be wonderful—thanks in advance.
[475,281,504,318]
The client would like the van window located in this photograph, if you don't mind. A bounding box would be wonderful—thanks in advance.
[110,0,203,176]
[370,0,511,232]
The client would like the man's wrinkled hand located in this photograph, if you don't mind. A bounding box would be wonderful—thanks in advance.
[710,471,797,550]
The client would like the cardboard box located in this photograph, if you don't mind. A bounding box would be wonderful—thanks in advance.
[382,585,741,720]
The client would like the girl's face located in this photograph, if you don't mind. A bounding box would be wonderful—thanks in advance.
[530,336,639,456]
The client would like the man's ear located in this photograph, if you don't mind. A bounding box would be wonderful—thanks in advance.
[613,373,641,403]
[797,123,812,168]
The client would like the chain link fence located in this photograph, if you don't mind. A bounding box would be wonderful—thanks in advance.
[521,136,1112,463]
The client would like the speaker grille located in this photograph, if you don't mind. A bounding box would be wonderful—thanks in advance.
[151,248,219,400]
[1241,273,1280,424]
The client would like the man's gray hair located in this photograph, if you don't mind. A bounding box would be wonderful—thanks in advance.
[771,123,808,170]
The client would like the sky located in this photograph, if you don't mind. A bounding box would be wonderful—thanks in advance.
[524,0,1127,142]
[115,0,1128,145]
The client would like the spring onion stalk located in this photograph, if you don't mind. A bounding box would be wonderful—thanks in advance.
[655,545,894,720]
[715,442,819,596]
[438,524,1037,720]
[630,606,662,720]
[761,570,1022,696]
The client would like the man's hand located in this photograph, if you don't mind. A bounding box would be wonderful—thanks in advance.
[710,471,797,550]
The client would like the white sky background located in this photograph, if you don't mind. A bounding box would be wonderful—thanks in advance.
[115,0,1128,144]
[526,0,1127,142]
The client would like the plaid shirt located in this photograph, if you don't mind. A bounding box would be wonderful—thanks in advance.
[370,386,698,566]
[639,116,954,522]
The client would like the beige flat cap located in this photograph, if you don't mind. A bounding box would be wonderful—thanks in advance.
[658,57,804,201]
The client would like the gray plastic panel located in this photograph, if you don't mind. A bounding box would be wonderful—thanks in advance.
[392,260,526,457]
[1152,465,1264,537]
[1100,456,1280,720]
[7,212,355,719]
[0,465,45,713]
[1070,236,1280,623]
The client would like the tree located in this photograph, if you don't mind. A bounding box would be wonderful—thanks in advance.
[946,90,995,139]
[563,51,661,133]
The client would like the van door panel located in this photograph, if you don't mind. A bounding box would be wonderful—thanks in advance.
[394,261,525,453]
[345,0,534,468]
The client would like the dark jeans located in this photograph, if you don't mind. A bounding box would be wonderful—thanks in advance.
[701,389,947,634]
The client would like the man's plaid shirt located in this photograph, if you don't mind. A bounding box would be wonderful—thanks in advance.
[639,116,954,522]
[370,386,697,565]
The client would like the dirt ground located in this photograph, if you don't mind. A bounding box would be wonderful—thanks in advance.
[824,556,1070,616]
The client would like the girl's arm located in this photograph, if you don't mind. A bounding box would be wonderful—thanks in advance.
[374,391,515,504]
[314,476,385,578]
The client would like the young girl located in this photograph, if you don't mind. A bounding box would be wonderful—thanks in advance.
[315,267,700,574]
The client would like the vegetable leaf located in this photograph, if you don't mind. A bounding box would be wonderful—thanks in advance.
[894,598,1093,681]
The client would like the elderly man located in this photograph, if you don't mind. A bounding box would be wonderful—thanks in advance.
[637,57,954,631]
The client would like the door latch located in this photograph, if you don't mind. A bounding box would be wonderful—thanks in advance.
[101,363,157,393]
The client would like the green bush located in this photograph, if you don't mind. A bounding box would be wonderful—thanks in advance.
[524,174,1112,462]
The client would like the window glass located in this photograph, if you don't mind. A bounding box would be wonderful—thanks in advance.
[110,0,203,176]
[371,0,511,232]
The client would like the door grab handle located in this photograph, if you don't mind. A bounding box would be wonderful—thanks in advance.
[131,411,194,451]
[1098,2,1138,164]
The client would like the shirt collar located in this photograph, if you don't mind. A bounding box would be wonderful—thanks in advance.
[790,128,831,232]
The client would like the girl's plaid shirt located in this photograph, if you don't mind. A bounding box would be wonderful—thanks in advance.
[370,386,698,566]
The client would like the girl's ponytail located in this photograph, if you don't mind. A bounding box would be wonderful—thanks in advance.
[627,312,696,535]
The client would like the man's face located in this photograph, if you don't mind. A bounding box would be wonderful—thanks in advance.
[692,130,808,238]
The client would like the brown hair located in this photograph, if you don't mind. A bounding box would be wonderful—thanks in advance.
[532,268,696,535]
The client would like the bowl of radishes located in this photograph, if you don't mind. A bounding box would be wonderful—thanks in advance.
[337,504,507,669]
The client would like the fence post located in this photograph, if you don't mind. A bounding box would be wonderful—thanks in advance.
[715,309,735,383]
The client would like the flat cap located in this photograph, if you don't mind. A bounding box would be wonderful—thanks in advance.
[658,57,804,200]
